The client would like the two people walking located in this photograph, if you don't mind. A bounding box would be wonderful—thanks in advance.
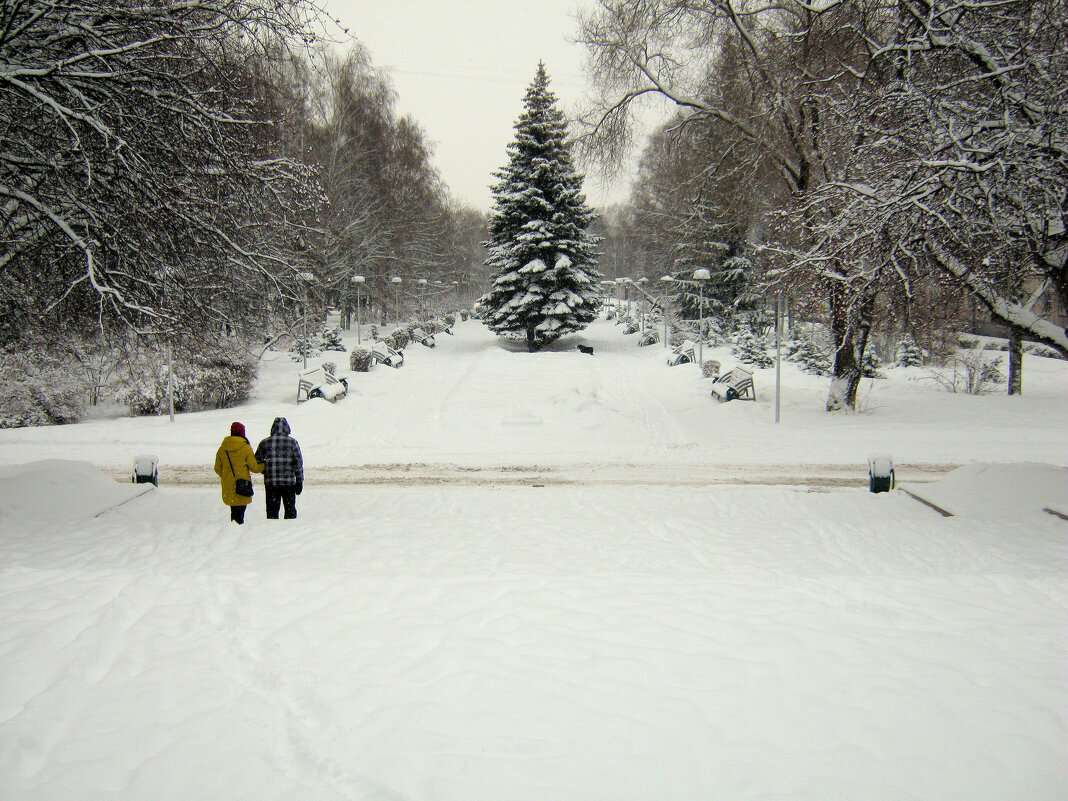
[214,417,304,523]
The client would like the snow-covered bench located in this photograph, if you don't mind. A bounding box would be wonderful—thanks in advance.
[667,340,697,366]
[637,329,659,346]
[410,327,436,348]
[370,340,404,368]
[296,367,348,403]
[710,365,755,402]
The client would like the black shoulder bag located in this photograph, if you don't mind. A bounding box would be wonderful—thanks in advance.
[225,450,254,498]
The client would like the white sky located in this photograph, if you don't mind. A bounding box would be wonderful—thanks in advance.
[322,0,658,212]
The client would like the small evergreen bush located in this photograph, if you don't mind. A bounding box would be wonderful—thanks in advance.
[895,336,926,367]
[349,347,374,372]
[731,330,774,368]
[319,326,345,351]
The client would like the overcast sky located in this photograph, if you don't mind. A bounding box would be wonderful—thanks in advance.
[322,0,658,212]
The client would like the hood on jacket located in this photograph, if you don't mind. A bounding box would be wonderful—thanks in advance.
[270,417,291,437]
[221,435,250,452]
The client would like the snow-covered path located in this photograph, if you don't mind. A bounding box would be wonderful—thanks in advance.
[3,480,1066,800]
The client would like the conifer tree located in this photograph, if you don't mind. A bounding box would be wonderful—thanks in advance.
[478,63,602,351]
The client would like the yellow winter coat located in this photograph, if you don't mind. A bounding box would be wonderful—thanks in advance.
[214,435,264,507]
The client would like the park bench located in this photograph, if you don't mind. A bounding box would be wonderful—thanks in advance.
[667,339,698,366]
[296,367,348,403]
[410,327,436,347]
[710,365,755,402]
[637,329,659,346]
[370,340,404,368]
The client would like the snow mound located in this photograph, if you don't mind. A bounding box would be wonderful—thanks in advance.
[0,459,154,523]
[902,462,1068,518]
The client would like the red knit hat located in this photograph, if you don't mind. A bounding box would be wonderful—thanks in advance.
[230,422,245,437]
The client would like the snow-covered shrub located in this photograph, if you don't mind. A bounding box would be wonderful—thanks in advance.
[895,336,926,367]
[702,360,721,379]
[699,317,726,346]
[290,336,320,362]
[322,361,337,376]
[388,329,410,350]
[731,330,774,368]
[927,350,1003,395]
[786,336,830,375]
[120,351,256,415]
[319,326,345,352]
[0,347,85,428]
[1024,342,1065,359]
[861,349,884,379]
[349,347,374,372]
[369,325,379,341]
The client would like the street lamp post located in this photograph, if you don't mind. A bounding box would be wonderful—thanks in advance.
[416,278,428,322]
[298,271,316,370]
[637,277,648,332]
[351,275,365,345]
[390,276,402,323]
[693,268,710,368]
[660,275,673,348]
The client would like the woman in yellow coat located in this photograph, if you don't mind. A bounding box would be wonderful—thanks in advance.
[214,422,264,524]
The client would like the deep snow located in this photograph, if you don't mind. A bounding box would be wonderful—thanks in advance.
[1,318,1066,800]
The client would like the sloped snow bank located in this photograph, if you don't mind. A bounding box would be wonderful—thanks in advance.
[0,459,153,523]
[900,462,1068,518]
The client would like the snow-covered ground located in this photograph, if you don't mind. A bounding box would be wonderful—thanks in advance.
[1,318,1066,800]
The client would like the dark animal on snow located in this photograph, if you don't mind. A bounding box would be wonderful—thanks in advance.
[577,345,594,355]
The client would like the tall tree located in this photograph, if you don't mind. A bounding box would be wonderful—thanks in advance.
[578,0,898,410]
[0,0,330,344]
[479,64,602,352]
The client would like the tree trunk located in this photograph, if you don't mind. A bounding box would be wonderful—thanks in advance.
[1008,327,1023,396]
[526,321,539,353]
[826,282,872,412]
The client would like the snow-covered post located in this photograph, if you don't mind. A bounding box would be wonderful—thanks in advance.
[775,294,783,424]
[352,275,365,345]
[660,276,673,348]
[417,278,428,322]
[299,271,315,370]
[391,277,402,325]
[693,269,710,368]
[166,340,174,423]
[637,277,648,332]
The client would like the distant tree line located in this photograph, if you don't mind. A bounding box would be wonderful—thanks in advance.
[579,0,1066,410]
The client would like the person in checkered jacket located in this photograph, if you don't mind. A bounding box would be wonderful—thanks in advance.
[254,417,304,519]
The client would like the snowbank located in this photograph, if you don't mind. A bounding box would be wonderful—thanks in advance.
[0,459,153,523]
[900,461,1068,518]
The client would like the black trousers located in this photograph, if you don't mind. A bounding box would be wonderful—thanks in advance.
[265,485,297,519]
[230,505,246,524]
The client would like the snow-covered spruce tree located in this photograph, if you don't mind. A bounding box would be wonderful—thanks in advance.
[478,63,601,352]
[731,329,774,368]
